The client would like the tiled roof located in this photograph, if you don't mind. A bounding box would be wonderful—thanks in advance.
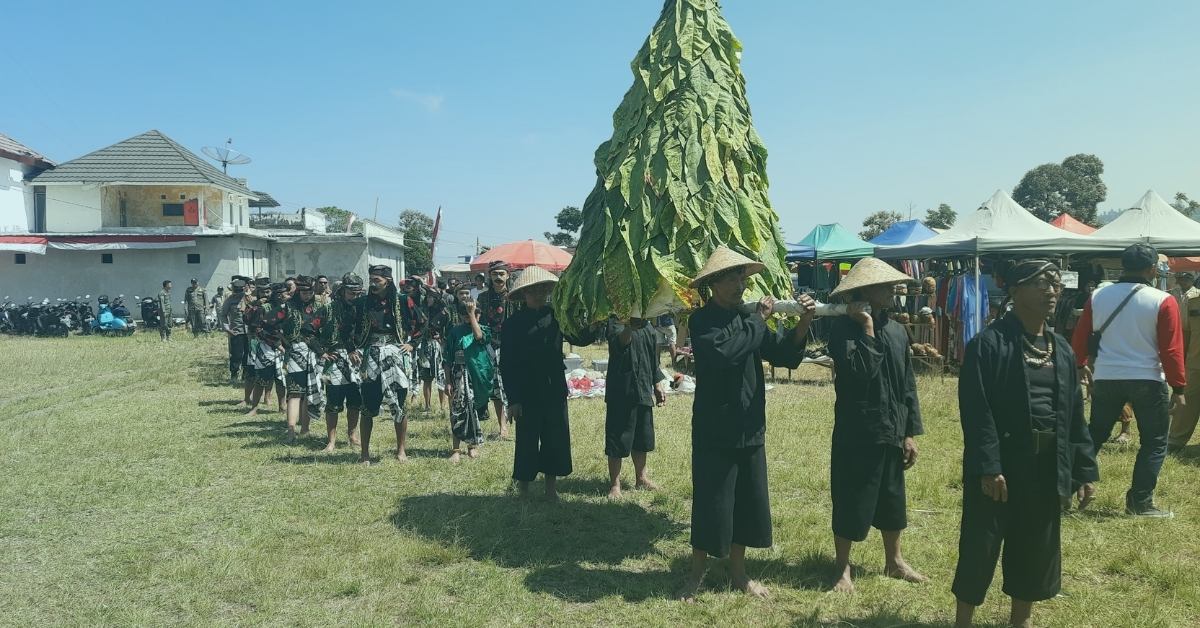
[249,191,280,208]
[30,130,254,196]
[0,132,54,166]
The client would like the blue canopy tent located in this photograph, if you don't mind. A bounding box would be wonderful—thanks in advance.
[785,224,874,261]
[869,220,937,246]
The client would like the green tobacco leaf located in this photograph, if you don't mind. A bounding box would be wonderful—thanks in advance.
[553,0,793,336]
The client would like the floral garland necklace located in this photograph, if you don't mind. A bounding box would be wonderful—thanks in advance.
[1021,332,1054,368]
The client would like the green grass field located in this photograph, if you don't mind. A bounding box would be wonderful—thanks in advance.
[1,333,1198,627]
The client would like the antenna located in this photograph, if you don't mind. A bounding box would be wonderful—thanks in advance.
[202,138,253,174]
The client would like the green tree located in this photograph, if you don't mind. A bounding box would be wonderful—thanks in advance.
[398,209,434,276]
[544,206,583,248]
[1173,192,1200,217]
[1012,154,1107,224]
[316,206,361,233]
[859,210,903,241]
[924,203,956,229]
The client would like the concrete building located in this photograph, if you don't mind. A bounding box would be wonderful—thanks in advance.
[0,130,404,312]
[0,133,55,236]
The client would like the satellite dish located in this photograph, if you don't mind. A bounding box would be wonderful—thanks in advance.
[202,138,253,174]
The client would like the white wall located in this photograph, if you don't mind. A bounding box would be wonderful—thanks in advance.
[0,235,267,316]
[44,186,102,232]
[368,239,406,280]
[273,240,367,280]
[0,157,29,233]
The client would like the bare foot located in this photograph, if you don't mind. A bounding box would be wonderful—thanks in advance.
[286,429,296,445]
[243,408,258,418]
[831,567,855,593]
[449,450,461,464]
[1114,433,1131,445]
[885,561,928,584]
[608,485,623,499]
[544,489,559,503]
[321,443,336,453]
[635,478,660,491]
[499,429,510,440]
[299,428,310,436]
[468,447,480,459]
[394,450,408,462]
[349,433,361,447]
[358,456,371,466]
[732,578,770,599]
[516,481,532,499]
[675,577,703,603]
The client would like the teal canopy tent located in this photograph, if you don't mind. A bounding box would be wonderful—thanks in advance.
[786,223,875,261]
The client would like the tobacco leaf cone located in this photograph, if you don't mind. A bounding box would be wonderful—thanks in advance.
[553,0,792,336]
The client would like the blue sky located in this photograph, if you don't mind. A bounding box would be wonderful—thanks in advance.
[5,1,1198,265]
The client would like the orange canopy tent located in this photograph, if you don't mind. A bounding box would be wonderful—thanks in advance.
[469,240,573,272]
[1050,213,1098,235]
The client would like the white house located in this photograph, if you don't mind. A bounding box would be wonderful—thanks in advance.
[0,130,405,311]
[0,133,54,237]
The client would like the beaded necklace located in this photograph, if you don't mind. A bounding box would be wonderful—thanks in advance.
[1021,332,1054,368]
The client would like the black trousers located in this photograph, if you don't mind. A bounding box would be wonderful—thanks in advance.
[228,334,247,377]
[512,397,572,481]
[831,442,908,542]
[690,444,771,559]
[952,449,1061,606]
[605,403,655,458]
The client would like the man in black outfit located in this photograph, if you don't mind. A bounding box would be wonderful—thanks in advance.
[604,316,667,499]
[953,260,1099,628]
[826,257,926,593]
[678,246,816,601]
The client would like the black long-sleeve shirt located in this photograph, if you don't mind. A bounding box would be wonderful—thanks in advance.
[960,313,1099,496]
[689,302,806,449]
[500,306,596,407]
[828,314,923,448]
[605,320,666,408]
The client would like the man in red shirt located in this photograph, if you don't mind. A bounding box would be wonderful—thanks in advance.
[1071,244,1184,518]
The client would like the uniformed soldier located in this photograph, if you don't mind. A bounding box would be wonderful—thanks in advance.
[185,278,208,337]
[157,280,173,342]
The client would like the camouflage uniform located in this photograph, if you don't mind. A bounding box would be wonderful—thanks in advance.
[185,284,207,336]
[157,289,173,341]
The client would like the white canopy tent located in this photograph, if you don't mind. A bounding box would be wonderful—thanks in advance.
[1089,190,1200,255]
[875,190,1104,260]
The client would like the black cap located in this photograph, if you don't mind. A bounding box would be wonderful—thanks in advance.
[190,278,198,284]
[369,264,393,278]
[1121,243,1158,271]
[231,279,247,290]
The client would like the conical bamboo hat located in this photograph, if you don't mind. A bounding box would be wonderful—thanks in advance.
[829,257,915,298]
[688,246,766,288]
[509,265,558,297]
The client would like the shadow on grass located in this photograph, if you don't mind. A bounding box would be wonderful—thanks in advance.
[745,550,850,592]
[1172,444,1200,466]
[198,399,241,407]
[790,611,964,628]
[393,493,683,601]
[557,476,617,497]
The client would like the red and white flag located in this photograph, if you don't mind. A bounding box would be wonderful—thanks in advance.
[427,206,442,284]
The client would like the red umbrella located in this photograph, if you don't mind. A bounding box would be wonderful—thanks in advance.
[1050,213,1097,235]
[469,240,573,272]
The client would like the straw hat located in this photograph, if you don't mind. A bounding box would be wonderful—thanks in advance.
[509,265,558,297]
[689,246,766,288]
[829,257,915,299]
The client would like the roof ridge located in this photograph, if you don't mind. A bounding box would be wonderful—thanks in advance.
[152,131,249,192]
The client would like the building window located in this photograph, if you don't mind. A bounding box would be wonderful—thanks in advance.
[187,253,200,264]
[180,194,186,200]
[15,253,26,264]
[163,203,185,216]
[160,194,167,200]
[101,253,113,264]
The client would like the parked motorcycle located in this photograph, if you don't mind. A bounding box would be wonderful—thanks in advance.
[91,294,135,336]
